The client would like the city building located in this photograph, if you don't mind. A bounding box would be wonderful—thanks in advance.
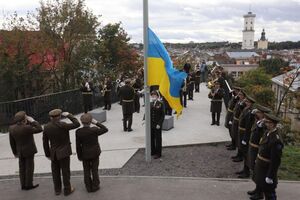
[225,51,260,65]
[242,11,256,50]
[272,68,300,131]
[222,64,258,79]
[257,29,268,50]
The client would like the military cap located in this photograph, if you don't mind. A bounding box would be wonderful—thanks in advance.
[49,109,62,117]
[80,113,92,124]
[246,95,256,103]
[255,104,272,113]
[14,111,26,123]
[265,113,281,123]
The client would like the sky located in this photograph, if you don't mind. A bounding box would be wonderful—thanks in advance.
[0,0,300,43]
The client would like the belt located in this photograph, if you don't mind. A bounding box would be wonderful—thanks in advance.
[123,99,134,102]
[82,92,93,95]
[105,90,111,92]
[257,154,271,163]
[211,99,223,102]
[234,117,239,121]
[195,76,200,78]
[250,142,259,148]
[239,127,246,131]
[228,108,234,113]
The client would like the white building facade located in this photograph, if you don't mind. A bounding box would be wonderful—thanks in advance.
[242,12,256,50]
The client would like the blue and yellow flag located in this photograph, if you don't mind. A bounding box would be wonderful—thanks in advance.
[147,28,187,115]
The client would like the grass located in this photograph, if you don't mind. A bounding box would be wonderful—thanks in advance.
[278,145,300,181]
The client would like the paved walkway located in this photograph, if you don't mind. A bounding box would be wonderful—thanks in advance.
[0,176,299,200]
[0,83,230,176]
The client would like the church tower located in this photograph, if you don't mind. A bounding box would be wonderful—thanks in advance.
[257,29,268,49]
[242,11,256,49]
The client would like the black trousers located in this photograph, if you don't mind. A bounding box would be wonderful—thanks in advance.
[211,112,220,124]
[227,124,235,146]
[134,94,140,113]
[151,128,162,157]
[188,89,193,100]
[264,188,277,200]
[19,155,34,188]
[104,95,111,110]
[123,114,133,130]
[195,82,200,92]
[82,157,100,192]
[83,95,93,113]
[181,92,187,107]
[51,156,71,193]
[241,144,250,174]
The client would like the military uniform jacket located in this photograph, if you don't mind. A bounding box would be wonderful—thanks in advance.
[232,101,245,124]
[208,88,224,113]
[118,85,135,115]
[43,115,80,160]
[75,122,108,160]
[9,121,43,157]
[225,95,239,128]
[254,128,284,189]
[239,106,255,143]
[104,81,112,100]
[187,75,195,90]
[248,120,266,170]
[194,71,201,83]
[151,100,165,129]
[81,82,94,94]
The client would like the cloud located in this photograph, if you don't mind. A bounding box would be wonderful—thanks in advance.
[0,0,299,42]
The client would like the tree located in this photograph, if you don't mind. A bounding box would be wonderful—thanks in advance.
[0,12,50,101]
[259,58,289,76]
[94,22,142,77]
[37,0,100,90]
[236,68,275,108]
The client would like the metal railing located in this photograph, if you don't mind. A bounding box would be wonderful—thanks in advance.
[0,84,119,132]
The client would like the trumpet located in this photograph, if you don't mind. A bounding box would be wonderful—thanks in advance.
[207,78,218,89]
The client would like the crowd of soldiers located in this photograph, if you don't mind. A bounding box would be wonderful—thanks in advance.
[208,67,284,200]
[8,61,283,199]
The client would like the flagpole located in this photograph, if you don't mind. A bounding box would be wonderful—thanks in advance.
[143,0,151,162]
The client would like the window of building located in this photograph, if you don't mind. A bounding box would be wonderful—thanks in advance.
[231,71,237,78]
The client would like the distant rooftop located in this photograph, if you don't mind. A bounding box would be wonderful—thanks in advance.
[226,52,259,59]
[272,68,300,92]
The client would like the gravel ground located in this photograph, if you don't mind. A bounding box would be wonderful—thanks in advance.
[99,142,242,178]
[0,142,243,180]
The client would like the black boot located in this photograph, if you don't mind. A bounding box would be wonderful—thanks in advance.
[250,193,264,200]
[248,188,257,196]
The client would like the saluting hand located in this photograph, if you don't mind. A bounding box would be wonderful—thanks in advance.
[26,116,35,123]
[92,119,98,125]
[62,112,70,117]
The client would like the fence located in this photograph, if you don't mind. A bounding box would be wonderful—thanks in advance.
[0,84,119,132]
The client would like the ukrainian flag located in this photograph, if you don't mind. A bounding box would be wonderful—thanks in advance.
[147,28,187,115]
